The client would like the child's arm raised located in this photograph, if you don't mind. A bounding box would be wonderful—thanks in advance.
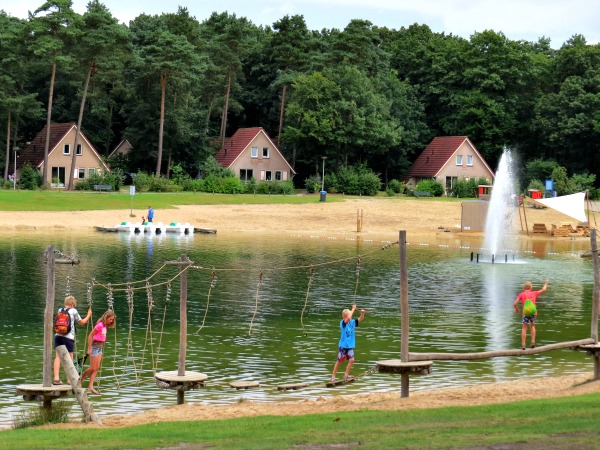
[358,309,366,323]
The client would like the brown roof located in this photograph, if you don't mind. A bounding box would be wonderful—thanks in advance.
[13,122,108,172]
[406,136,474,178]
[214,128,295,174]
[214,127,265,168]
[17,123,77,170]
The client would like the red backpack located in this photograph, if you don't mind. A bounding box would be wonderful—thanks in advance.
[54,308,72,335]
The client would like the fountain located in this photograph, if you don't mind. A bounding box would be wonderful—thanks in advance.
[482,148,518,262]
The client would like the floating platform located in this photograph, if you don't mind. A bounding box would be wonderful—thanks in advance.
[96,223,216,235]
[229,381,259,390]
[277,382,308,391]
[155,370,208,391]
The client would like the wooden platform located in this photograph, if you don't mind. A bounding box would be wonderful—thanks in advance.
[375,360,433,375]
[16,383,74,402]
[95,226,118,232]
[229,381,259,390]
[277,382,308,391]
[194,228,217,234]
[573,344,600,357]
[155,371,207,391]
[325,377,355,387]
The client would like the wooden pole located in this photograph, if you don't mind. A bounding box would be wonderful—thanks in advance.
[399,231,410,397]
[590,229,600,379]
[56,345,101,424]
[522,201,529,236]
[43,245,56,387]
[165,254,193,404]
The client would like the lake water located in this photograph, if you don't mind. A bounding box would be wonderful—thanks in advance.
[0,230,595,428]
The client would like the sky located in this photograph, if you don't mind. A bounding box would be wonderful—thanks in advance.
[1,0,599,48]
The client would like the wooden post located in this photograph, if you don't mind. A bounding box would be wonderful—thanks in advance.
[56,345,101,424]
[165,254,193,404]
[399,231,410,397]
[356,209,363,232]
[43,246,56,388]
[521,201,529,236]
[590,229,600,379]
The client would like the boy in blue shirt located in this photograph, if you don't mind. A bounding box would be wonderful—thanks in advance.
[331,304,366,382]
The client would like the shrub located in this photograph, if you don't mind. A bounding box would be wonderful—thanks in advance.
[388,179,405,194]
[244,177,257,194]
[12,401,71,429]
[304,175,321,194]
[18,163,42,190]
[133,172,150,191]
[385,187,396,196]
[415,179,444,197]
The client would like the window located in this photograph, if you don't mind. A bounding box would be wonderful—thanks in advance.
[51,166,66,185]
[456,155,463,165]
[251,147,258,158]
[78,168,86,179]
[63,144,70,155]
[240,169,253,182]
[275,171,282,181]
[466,155,473,166]
[265,170,272,181]
[76,144,82,155]
[262,147,269,158]
[88,168,95,177]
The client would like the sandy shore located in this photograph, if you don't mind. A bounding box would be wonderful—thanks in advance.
[3,197,598,429]
[0,197,587,242]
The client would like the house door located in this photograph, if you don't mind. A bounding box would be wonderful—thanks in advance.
[51,166,66,186]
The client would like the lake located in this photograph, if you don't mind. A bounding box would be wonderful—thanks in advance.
[0,230,595,428]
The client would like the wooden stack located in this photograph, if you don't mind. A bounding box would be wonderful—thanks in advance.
[532,223,549,234]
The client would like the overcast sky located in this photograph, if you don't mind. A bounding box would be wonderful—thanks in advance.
[2,0,599,48]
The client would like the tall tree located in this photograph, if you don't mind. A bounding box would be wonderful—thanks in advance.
[67,0,130,190]
[26,0,80,186]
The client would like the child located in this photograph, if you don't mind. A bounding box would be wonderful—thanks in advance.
[331,304,366,382]
[80,310,116,394]
[53,296,92,385]
[514,279,548,350]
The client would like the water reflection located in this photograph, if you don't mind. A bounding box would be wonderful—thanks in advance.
[0,231,594,428]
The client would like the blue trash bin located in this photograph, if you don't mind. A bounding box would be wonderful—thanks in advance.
[319,190,327,202]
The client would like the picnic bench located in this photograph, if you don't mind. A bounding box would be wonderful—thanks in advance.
[93,184,113,192]
[532,223,548,234]
[413,191,432,198]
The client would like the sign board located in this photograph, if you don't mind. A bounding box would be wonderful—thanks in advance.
[129,185,135,196]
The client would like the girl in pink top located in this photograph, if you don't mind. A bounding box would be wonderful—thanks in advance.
[80,310,116,394]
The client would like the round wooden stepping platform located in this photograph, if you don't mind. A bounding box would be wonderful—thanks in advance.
[573,344,600,356]
[230,381,259,390]
[375,360,433,375]
[155,371,207,391]
[277,382,308,391]
[16,383,74,402]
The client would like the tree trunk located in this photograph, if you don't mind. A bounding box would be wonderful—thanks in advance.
[278,84,287,139]
[3,111,10,183]
[220,72,232,148]
[43,62,57,187]
[166,149,172,180]
[68,65,93,190]
[156,73,167,175]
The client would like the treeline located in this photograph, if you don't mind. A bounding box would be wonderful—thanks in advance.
[1,0,600,189]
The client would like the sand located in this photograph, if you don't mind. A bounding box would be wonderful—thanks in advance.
[3,196,598,428]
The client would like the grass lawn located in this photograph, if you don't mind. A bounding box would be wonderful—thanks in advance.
[2,392,600,449]
[0,190,345,211]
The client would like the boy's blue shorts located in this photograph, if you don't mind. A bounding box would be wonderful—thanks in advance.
[522,315,536,324]
[54,335,75,352]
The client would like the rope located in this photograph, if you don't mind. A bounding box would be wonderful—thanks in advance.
[153,282,171,374]
[248,270,263,336]
[300,268,315,336]
[196,271,216,334]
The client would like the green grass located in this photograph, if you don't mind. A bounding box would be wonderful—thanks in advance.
[0,190,345,211]
[3,392,600,449]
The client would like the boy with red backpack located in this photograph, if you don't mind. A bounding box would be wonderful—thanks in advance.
[53,295,92,385]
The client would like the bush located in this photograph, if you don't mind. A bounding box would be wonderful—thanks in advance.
[12,400,71,429]
[244,177,257,194]
[334,164,381,196]
[388,179,405,194]
[304,175,321,194]
[133,172,150,191]
[414,179,444,197]
[18,163,42,190]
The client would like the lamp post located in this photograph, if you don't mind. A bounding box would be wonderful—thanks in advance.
[321,156,327,192]
[13,146,19,190]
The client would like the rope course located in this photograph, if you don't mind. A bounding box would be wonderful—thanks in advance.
[49,241,400,390]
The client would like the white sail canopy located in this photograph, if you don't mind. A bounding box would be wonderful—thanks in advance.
[536,192,587,223]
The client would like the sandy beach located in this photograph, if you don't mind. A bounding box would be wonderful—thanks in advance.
[3,196,598,429]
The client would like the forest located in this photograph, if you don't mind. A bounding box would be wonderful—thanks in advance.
[1,0,599,190]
